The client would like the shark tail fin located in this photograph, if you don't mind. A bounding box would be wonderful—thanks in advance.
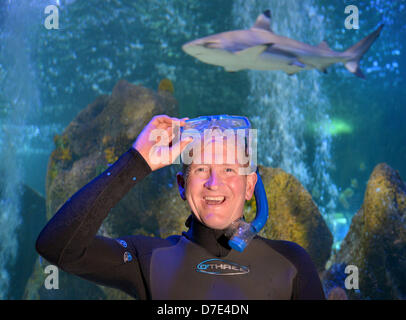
[343,24,384,78]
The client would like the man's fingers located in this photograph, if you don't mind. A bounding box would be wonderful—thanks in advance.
[151,115,171,125]
[151,115,189,128]
[167,136,193,163]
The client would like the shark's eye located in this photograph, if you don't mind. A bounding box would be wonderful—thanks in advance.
[203,41,220,49]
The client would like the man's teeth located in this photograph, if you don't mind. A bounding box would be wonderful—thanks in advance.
[204,196,225,201]
[204,196,226,205]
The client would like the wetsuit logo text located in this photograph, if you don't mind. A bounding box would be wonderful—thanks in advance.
[196,258,249,275]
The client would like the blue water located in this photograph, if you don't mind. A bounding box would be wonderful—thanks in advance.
[0,0,405,298]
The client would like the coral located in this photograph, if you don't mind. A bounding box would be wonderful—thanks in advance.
[52,134,72,162]
[158,78,174,94]
[104,147,118,164]
[58,148,72,161]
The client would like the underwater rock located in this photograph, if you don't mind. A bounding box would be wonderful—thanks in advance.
[2,183,46,300]
[26,79,179,300]
[246,166,333,272]
[329,163,406,299]
[45,79,178,221]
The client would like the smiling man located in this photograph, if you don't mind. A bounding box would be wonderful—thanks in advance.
[178,130,257,231]
[36,114,325,300]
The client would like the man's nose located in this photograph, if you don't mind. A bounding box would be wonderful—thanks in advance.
[204,170,222,190]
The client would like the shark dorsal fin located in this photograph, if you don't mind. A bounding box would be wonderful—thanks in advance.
[252,10,273,32]
[317,41,332,51]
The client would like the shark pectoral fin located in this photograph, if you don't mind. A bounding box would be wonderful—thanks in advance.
[235,44,273,59]
[289,59,306,68]
[252,9,273,32]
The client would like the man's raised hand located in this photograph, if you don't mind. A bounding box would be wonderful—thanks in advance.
[132,115,193,171]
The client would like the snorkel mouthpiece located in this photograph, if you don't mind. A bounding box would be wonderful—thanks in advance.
[227,168,268,252]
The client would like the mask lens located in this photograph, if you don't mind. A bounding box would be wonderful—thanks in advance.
[182,115,250,132]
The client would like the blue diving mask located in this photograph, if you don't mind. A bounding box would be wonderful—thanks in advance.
[182,114,251,132]
[180,114,269,252]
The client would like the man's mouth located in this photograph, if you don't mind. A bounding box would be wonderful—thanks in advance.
[204,196,226,205]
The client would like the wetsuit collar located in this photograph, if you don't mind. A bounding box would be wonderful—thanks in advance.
[182,214,231,257]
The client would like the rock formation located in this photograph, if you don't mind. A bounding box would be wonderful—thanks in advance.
[325,163,406,299]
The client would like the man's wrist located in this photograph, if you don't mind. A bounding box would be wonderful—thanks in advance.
[129,146,152,174]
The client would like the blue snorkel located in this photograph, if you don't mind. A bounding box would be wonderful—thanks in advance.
[181,115,269,252]
[227,168,269,252]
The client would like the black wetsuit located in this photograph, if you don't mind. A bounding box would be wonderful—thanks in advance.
[36,147,326,300]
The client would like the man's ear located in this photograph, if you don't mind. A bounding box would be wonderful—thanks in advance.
[245,171,258,200]
[176,172,186,200]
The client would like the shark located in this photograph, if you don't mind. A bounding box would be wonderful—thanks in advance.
[182,10,384,78]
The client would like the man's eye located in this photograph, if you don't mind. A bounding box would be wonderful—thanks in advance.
[196,167,207,172]
[225,168,235,173]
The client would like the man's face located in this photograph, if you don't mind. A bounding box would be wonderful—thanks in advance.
[178,136,257,230]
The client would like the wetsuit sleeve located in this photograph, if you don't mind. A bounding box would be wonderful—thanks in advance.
[265,239,326,300]
[35,147,151,298]
[288,242,326,300]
